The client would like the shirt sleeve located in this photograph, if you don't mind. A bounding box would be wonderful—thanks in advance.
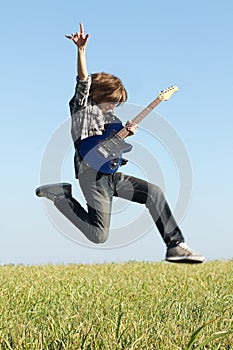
[69,75,92,115]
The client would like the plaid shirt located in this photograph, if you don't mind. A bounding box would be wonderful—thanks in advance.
[69,75,122,178]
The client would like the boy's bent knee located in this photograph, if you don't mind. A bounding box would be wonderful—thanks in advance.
[92,227,109,244]
[149,184,164,197]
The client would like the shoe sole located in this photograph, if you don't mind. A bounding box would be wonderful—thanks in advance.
[35,183,71,197]
[166,256,204,264]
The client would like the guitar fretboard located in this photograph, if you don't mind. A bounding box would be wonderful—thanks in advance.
[117,97,162,139]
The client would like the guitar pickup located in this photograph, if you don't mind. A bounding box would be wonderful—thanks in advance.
[98,146,109,158]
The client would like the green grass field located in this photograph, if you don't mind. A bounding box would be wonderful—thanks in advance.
[0,261,232,349]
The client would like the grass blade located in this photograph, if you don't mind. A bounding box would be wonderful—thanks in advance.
[184,317,223,350]
[194,330,233,349]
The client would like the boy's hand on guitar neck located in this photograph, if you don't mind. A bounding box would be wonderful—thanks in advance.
[125,120,138,136]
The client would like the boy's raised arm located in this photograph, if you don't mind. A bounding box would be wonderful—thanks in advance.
[65,22,90,80]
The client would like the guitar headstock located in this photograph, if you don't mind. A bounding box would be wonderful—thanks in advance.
[158,86,179,101]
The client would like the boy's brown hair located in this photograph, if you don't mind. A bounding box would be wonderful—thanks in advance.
[90,72,128,106]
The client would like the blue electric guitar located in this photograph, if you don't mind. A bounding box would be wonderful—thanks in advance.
[79,86,178,174]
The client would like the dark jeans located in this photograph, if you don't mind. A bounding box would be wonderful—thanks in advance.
[54,165,184,246]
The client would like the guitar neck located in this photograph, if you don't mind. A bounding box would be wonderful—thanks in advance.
[117,97,162,139]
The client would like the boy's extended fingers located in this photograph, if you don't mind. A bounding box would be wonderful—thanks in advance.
[80,22,84,34]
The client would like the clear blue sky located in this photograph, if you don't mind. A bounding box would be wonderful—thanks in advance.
[1,0,232,264]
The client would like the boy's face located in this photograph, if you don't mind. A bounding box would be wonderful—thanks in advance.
[99,103,116,114]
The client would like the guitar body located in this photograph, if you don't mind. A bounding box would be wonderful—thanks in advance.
[79,123,133,174]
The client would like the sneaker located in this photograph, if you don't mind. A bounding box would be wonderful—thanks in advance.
[166,242,204,264]
[35,183,72,202]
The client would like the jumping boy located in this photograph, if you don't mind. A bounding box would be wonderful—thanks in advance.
[36,23,204,263]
